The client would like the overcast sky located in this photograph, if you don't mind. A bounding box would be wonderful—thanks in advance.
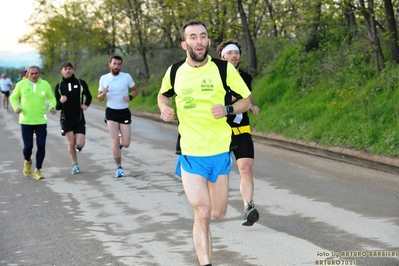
[0,0,43,67]
[0,0,36,54]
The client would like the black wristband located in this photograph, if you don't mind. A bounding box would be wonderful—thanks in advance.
[226,105,234,115]
[129,95,133,101]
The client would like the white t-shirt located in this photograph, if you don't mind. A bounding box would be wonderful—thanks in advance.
[98,72,135,110]
[0,78,13,92]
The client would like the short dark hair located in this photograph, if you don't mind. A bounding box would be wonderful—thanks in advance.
[61,61,74,69]
[216,39,242,57]
[110,55,123,63]
[180,20,208,41]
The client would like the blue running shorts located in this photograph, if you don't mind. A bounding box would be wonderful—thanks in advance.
[175,152,232,183]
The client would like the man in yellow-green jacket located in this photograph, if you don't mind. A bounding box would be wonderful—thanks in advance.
[10,65,57,180]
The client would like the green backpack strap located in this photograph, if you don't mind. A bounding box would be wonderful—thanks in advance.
[56,82,65,120]
[56,82,62,97]
[77,78,83,104]
[58,79,83,103]
[58,79,84,121]
[56,82,62,110]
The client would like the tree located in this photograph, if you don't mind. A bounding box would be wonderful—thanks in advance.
[20,0,110,71]
[342,0,357,40]
[383,0,399,63]
[123,0,152,81]
[94,0,126,55]
[358,0,385,72]
[18,0,399,81]
[198,0,238,47]
[265,0,279,38]
[237,0,257,76]
[304,1,322,52]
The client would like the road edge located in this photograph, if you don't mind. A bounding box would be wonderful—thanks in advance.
[130,110,399,174]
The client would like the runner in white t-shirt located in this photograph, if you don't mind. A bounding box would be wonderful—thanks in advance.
[97,55,139,178]
[0,73,14,110]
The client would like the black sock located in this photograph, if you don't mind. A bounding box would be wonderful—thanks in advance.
[203,264,212,266]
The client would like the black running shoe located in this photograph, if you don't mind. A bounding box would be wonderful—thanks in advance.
[242,200,259,226]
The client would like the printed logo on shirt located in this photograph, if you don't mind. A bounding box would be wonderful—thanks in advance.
[201,79,214,92]
[181,88,193,95]
[183,96,195,109]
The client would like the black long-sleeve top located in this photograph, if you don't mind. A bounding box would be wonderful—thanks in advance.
[55,74,92,124]
[228,69,252,127]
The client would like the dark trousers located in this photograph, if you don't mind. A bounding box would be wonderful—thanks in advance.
[21,124,47,169]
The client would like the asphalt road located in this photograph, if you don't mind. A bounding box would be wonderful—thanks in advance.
[0,105,398,266]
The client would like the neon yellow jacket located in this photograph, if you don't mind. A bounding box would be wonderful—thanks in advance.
[10,78,56,125]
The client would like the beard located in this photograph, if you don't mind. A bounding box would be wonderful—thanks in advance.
[111,69,120,75]
[187,45,209,63]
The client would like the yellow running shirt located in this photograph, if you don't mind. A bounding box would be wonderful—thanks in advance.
[160,56,251,156]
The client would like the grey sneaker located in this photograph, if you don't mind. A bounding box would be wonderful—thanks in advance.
[242,200,259,226]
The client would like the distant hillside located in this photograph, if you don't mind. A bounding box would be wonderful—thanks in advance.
[0,51,42,69]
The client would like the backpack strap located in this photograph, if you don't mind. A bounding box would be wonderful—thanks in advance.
[57,79,84,122]
[170,59,186,89]
[77,78,83,104]
[58,79,83,103]
[169,58,233,154]
[170,58,229,92]
[56,82,62,110]
[76,78,83,121]
[56,82,62,97]
[210,58,229,92]
[56,82,65,120]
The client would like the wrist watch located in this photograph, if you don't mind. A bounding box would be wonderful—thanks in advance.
[225,105,234,115]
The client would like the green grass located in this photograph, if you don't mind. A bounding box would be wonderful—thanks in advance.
[247,45,399,156]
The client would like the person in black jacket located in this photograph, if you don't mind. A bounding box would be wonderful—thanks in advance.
[217,39,260,226]
[55,62,92,174]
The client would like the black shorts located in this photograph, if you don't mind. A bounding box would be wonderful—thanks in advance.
[232,133,254,160]
[105,107,131,124]
[1,91,10,97]
[61,118,86,135]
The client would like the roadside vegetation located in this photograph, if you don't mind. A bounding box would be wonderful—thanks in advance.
[2,0,399,156]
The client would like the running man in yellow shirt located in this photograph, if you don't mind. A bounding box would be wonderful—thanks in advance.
[158,20,252,266]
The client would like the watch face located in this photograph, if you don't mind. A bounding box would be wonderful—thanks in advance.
[227,105,234,114]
